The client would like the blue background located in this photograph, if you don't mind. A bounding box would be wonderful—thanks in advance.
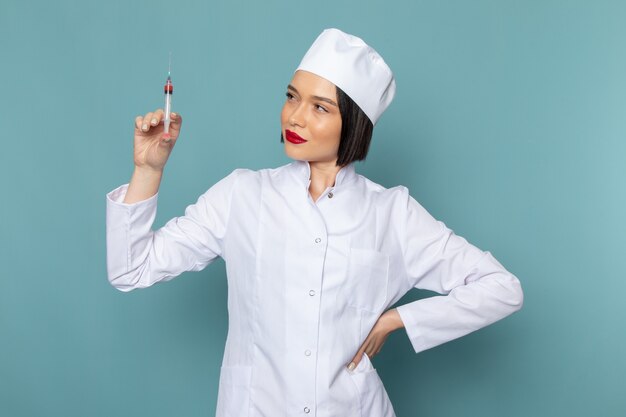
[1,0,625,416]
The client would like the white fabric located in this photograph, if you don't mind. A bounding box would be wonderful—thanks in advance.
[105,160,523,417]
[295,28,396,125]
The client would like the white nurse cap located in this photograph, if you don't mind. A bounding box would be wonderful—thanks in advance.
[295,28,396,125]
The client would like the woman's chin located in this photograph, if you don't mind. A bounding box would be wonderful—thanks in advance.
[284,146,307,160]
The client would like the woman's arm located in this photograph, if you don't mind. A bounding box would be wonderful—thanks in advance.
[123,167,163,204]
[347,308,404,370]
[107,107,227,291]
[106,169,241,292]
[394,188,524,354]
[122,109,181,204]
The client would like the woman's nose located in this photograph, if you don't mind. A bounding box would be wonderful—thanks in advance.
[289,104,306,127]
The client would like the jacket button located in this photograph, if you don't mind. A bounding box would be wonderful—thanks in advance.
[328,192,333,198]
[309,290,316,296]
[304,349,311,356]
[304,407,310,413]
[315,238,321,243]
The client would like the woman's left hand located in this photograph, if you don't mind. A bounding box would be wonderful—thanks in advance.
[347,308,404,371]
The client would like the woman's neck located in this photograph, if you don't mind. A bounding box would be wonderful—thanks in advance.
[308,160,341,201]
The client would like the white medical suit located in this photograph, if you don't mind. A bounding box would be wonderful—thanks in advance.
[105,159,524,417]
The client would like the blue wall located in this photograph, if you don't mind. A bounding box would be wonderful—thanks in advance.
[1,0,624,416]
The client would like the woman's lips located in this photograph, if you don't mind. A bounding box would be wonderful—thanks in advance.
[285,130,307,144]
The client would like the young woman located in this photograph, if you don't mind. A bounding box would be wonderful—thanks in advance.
[106,28,523,417]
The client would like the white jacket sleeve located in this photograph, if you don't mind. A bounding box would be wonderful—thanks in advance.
[105,169,240,292]
[394,188,524,354]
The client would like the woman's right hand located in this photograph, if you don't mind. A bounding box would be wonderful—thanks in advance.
[133,109,183,172]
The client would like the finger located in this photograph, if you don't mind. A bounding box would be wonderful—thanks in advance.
[361,341,374,359]
[135,116,143,130]
[162,133,174,144]
[151,108,164,125]
[161,135,174,146]
[161,128,178,145]
[347,348,365,371]
[168,113,183,136]
[141,111,154,132]
[367,334,388,358]
[170,112,182,126]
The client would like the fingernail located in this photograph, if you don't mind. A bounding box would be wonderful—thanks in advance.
[141,124,148,131]
[151,118,158,125]
[347,362,355,371]
[171,112,177,118]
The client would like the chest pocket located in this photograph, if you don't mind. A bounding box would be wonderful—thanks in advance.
[344,248,389,313]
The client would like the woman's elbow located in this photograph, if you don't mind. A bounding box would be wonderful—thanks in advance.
[482,251,524,312]
[107,273,140,292]
[503,272,524,313]
[106,263,150,292]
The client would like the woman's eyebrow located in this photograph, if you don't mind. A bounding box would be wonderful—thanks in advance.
[287,84,338,107]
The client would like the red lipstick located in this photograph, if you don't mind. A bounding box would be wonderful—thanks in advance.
[285,129,307,144]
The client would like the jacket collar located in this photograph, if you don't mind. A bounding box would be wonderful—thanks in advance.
[289,159,357,189]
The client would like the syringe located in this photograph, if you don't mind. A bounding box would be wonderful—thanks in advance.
[163,52,173,142]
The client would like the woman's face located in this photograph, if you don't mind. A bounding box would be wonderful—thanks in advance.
[281,70,342,165]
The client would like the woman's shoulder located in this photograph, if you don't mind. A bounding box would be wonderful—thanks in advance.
[224,163,288,181]
[216,162,292,189]
[357,175,432,221]
[357,172,410,200]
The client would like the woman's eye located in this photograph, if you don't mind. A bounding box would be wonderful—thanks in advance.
[285,92,295,100]
[315,104,328,113]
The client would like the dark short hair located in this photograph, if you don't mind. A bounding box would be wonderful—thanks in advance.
[280,85,374,167]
